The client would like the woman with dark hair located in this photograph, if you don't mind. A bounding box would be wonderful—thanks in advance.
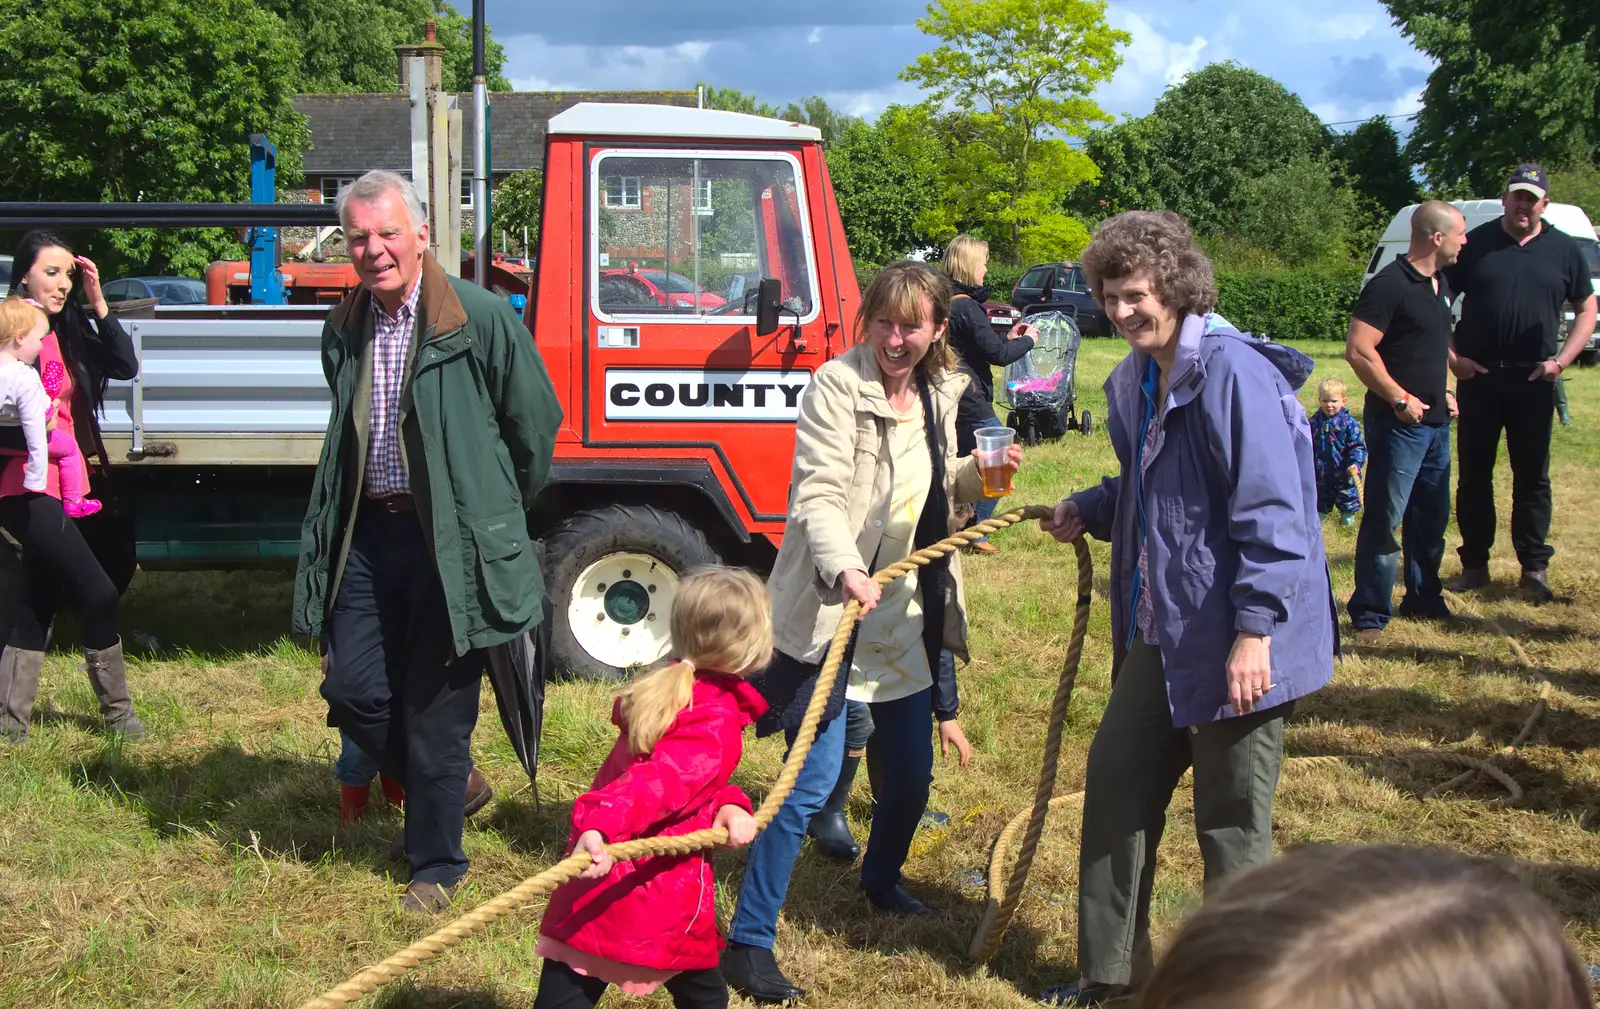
[1037,211,1335,1006]
[0,231,141,743]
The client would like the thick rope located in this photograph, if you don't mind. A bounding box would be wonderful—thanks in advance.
[968,534,1091,963]
[967,578,1553,964]
[299,504,1058,1009]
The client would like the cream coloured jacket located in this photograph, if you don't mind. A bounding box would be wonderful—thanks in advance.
[768,342,985,664]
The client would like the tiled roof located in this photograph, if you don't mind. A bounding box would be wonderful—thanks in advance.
[292,90,700,175]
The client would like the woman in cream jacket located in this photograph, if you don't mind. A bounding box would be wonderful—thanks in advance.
[720,261,1022,1003]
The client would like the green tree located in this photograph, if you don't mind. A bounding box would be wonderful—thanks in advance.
[1333,117,1421,215]
[265,0,510,93]
[1384,0,1598,193]
[492,169,542,254]
[779,96,861,147]
[825,107,945,265]
[1550,161,1600,225]
[1125,62,1330,235]
[1230,155,1366,263]
[899,0,1129,261]
[1075,115,1176,220]
[696,83,780,118]
[0,0,310,276]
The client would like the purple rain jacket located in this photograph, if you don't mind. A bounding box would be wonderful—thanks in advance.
[1069,313,1337,727]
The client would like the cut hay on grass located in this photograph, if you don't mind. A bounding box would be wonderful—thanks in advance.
[3,341,1600,1007]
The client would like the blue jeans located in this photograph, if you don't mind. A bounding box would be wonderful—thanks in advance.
[335,729,381,787]
[844,699,872,754]
[727,713,846,948]
[1347,412,1451,631]
[860,688,935,893]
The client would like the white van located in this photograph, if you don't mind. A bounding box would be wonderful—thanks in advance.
[1363,200,1600,365]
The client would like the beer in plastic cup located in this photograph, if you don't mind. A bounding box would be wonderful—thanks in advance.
[975,426,1015,498]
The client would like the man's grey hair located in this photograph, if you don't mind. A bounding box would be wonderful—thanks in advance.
[337,170,427,231]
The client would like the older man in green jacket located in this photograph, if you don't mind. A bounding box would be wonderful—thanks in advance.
[292,170,561,912]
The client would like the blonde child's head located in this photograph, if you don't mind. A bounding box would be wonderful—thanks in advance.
[0,296,49,363]
[1317,378,1346,416]
[618,566,773,755]
[1136,844,1591,1009]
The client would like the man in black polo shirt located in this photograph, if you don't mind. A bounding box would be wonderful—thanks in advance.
[1445,165,1598,603]
[1344,201,1467,641]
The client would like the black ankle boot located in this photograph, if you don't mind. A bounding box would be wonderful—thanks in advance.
[721,941,806,1003]
[807,753,861,862]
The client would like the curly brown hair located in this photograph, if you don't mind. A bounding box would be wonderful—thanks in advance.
[1079,210,1217,318]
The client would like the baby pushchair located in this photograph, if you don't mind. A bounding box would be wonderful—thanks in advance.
[1003,310,1088,445]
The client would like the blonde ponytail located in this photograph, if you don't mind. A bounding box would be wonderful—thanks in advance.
[617,566,773,755]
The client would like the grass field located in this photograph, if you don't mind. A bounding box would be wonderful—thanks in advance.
[3,338,1599,1008]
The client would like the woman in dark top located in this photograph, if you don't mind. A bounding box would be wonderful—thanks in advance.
[0,232,142,743]
[942,234,1036,553]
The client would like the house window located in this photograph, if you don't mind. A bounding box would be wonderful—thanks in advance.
[461,177,474,210]
[603,176,641,209]
[320,176,357,204]
[694,178,713,216]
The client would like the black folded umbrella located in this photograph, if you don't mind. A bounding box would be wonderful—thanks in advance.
[485,594,552,806]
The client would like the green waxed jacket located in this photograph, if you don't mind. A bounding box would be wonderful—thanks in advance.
[291,253,562,654]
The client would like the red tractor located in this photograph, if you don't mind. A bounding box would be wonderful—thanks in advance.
[518,103,858,678]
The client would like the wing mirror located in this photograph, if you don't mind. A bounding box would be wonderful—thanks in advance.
[755,277,783,336]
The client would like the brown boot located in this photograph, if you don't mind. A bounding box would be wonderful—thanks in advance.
[84,640,146,739]
[0,647,44,742]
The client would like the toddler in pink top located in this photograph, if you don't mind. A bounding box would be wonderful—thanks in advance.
[0,298,99,517]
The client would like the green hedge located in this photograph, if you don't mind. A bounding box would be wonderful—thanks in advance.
[985,264,1029,299]
[1214,265,1364,341]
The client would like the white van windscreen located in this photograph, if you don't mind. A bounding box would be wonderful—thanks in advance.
[1366,246,1384,274]
[1580,239,1599,278]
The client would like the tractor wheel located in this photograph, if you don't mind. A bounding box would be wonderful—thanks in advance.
[543,504,720,681]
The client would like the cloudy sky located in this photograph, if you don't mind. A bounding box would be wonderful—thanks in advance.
[465,0,1431,132]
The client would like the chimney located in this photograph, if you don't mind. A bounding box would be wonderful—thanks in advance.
[395,19,446,93]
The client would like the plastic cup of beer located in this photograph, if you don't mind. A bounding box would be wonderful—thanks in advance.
[975,426,1016,499]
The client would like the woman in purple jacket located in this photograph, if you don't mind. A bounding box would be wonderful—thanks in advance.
[1037,212,1336,1007]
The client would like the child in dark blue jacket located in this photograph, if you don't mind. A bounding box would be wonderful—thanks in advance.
[1309,378,1366,525]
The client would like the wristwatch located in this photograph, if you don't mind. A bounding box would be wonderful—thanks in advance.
[1392,393,1410,412]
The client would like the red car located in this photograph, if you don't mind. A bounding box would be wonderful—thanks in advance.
[600,268,728,310]
[985,300,1021,339]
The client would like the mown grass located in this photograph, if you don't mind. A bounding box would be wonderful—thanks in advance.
[3,339,1600,1007]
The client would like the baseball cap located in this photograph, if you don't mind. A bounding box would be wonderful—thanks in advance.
[1507,164,1548,199]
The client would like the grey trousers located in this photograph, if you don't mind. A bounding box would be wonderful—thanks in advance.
[1076,639,1290,986]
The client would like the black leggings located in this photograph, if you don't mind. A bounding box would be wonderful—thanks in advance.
[533,958,728,1009]
[0,493,119,650]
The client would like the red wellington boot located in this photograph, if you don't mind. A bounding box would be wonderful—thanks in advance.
[340,783,372,828]
[379,773,406,808]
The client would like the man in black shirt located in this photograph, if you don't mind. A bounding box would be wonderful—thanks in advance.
[1444,165,1598,602]
[1344,200,1466,642]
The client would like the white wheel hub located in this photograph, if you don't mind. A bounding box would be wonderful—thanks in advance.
[567,552,680,671]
